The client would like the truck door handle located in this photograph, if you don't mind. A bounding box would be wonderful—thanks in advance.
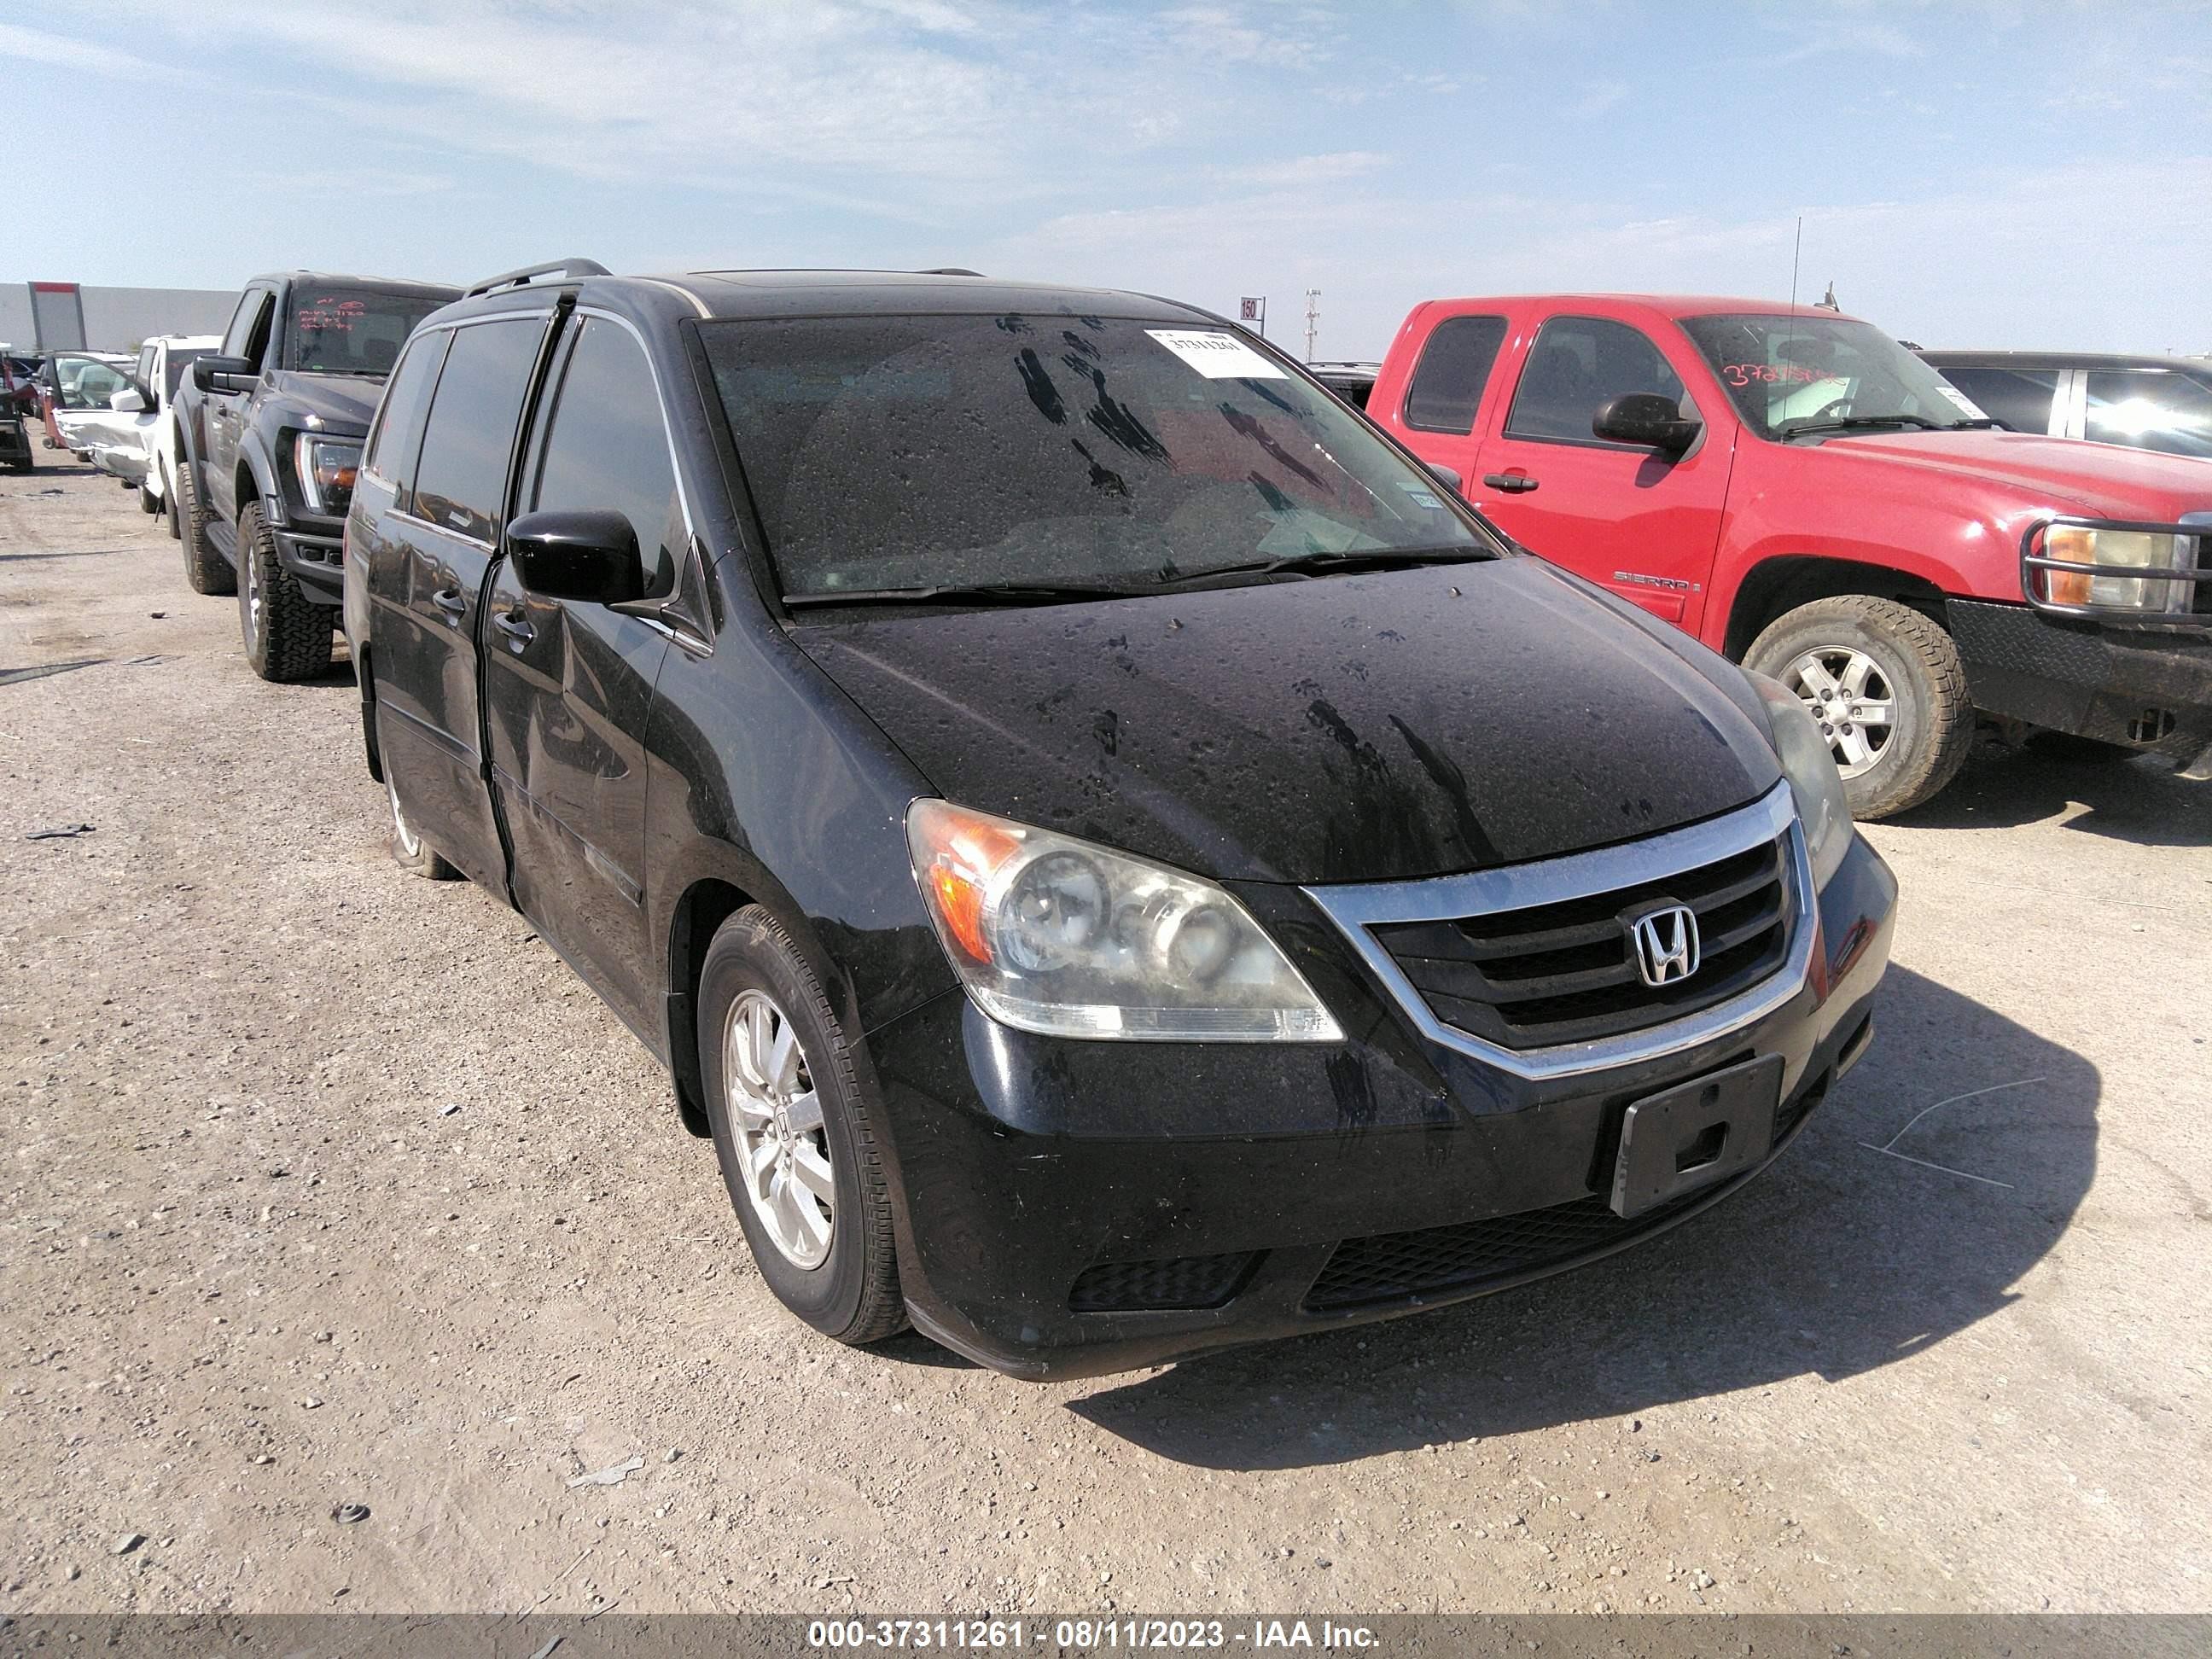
[494,609,536,646]
[432,587,468,618]
[1482,473,1540,494]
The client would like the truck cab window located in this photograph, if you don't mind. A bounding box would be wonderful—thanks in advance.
[1506,317,1692,444]
[529,318,683,600]
[1403,315,1507,434]
[2083,370,2212,458]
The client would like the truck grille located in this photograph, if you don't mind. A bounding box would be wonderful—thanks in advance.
[1367,835,1791,1051]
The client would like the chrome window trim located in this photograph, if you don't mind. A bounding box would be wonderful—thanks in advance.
[1302,781,1812,1081]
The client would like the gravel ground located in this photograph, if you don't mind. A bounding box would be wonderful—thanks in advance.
[3,460,2208,1617]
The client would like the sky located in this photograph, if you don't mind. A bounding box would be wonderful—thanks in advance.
[8,0,2210,358]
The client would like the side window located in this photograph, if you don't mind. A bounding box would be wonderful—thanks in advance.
[1939,366,2056,434]
[218,291,263,358]
[242,294,278,371]
[363,329,450,509]
[2083,370,2212,459]
[529,318,684,600]
[1403,315,1508,434]
[410,319,545,543]
[1505,316,1693,444]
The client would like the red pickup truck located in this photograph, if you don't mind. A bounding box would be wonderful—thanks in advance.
[1368,295,2212,816]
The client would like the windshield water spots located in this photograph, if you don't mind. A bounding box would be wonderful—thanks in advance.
[704,312,1482,599]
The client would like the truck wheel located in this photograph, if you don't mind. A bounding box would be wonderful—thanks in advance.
[138,483,159,514]
[1744,595,1973,819]
[698,905,905,1347]
[385,772,457,879]
[237,502,332,682]
[160,463,181,538]
[173,460,232,593]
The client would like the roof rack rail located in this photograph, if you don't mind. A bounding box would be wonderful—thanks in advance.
[917,267,985,277]
[463,258,610,299]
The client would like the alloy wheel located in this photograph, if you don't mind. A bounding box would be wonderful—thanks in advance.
[1784,646,1896,777]
[723,988,835,1270]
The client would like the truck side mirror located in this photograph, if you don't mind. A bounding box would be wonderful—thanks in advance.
[108,387,147,414]
[192,355,259,394]
[507,509,645,605]
[1593,393,1700,455]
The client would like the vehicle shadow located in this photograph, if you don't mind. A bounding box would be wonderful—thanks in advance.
[1889,739,2208,848]
[1065,965,2097,1469]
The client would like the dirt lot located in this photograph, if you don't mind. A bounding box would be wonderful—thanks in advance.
[3,460,2208,1618]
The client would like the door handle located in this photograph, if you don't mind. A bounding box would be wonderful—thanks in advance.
[1482,473,1540,494]
[494,609,536,646]
[432,587,469,618]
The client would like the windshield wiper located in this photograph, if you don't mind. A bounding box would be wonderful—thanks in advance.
[783,579,1136,610]
[1778,413,1943,439]
[1152,546,1495,586]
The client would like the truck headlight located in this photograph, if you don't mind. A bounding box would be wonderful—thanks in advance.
[2031,525,2194,613]
[1748,671,1853,888]
[293,433,362,517]
[906,800,1342,1042]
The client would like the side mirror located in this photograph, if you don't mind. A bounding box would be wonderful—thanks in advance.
[191,355,258,394]
[506,509,644,604]
[108,387,146,413]
[1593,392,1700,454]
[1424,463,1463,495]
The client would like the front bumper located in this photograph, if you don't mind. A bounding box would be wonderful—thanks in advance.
[273,518,346,607]
[1949,597,2212,765]
[866,827,1896,1380]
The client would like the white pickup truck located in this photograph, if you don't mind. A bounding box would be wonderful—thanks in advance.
[79,335,220,524]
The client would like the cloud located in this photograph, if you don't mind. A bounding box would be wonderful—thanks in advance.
[0,20,178,79]
[1214,151,1393,186]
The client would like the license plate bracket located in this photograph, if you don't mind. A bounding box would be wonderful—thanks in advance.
[1610,1054,1786,1220]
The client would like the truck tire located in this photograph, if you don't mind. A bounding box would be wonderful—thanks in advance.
[236,501,332,682]
[161,463,181,539]
[138,483,160,514]
[173,459,232,593]
[385,772,457,880]
[1744,595,1973,820]
[698,905,906,1348]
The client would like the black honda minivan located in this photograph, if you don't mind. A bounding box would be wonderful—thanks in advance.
[343,260,1896,1379]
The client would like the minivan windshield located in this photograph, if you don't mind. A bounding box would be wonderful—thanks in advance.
[285,288,447,378]
[702,313,1487,600]
[1679,313,1991,441]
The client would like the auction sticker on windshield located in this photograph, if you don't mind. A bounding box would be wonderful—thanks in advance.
[1146,329,1285,379]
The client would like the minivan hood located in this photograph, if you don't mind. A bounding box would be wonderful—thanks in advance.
[1824,428,2212,519]
[795,557,1782,885]
[266,370,384,434]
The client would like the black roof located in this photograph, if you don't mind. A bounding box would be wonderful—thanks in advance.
[1918,348,2212,375]
[247,271,462,300]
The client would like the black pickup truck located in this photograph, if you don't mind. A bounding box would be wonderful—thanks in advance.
[174,271,457,679]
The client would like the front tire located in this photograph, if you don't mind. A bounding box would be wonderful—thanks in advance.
[386,772,457,879]
[699,906,905,1347]
[1743,595,1973,819]
[237,501,332,682]
[173,459,232,593]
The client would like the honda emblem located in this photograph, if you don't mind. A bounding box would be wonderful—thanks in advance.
[1629,905,1701,987]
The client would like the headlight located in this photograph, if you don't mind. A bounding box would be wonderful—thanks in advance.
[2031,525,2194,614]
[905,800,1342,1043]
[293,433,362,516]
[1747,672,1853,888]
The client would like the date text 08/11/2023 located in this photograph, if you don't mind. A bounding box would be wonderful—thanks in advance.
[806,1619,1383,1650]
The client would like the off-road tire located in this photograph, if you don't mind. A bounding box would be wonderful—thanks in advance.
[1744,595,1974,820]
[237,501,332,682]
[173,459,232,593]
[699,905,906,1347]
